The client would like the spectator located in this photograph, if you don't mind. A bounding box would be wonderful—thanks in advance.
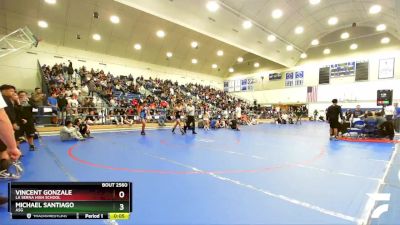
[375,112,386,129]
[60,120,85,141]
[74,118,93,138]
[57,93,68,125]
[16,91,36,151]
[31,88,45,107]
[0,94,22,203]
[0,85,18,132]
[384,104,395,121]
[352,105,364,119]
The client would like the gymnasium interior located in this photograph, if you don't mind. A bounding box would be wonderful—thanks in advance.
[0,0,400,225]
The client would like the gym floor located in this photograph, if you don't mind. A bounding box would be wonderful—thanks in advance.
[0,122,399,225]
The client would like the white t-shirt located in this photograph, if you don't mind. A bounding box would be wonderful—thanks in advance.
[68,99,79,108]
[235,106,242,119]
[0,95,7,109]
[385,105,395,116]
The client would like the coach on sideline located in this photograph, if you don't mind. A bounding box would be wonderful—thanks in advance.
[0,94,21,205]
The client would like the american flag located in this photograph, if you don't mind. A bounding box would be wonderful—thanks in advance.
[307,86,318,102]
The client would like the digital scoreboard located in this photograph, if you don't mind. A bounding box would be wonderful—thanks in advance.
[377,89,393,106]
[8,182,132,220]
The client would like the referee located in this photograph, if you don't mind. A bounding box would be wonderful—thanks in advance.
[0,94,22,205]
[326,99,344,140]
[184,101,197,134]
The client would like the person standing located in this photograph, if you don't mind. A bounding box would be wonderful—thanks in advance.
[394,103,400,133]
[16,91,36,151]
[138,101,148,136]
[235,102,242,131]
[57,93,68,125]
[31,88,45,108]
[184,101,197,134]
[171,101,185,135]
[0,94,22,204]
[384,104,395,122]
[326,99,344,140]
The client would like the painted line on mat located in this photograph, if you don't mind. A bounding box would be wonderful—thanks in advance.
[139,151,358,223]
[67,143,326,175]
[38,138,118,225]
[359,143,399,225]
[160,139,380,181]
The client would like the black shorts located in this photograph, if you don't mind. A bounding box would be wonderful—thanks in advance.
[329,120,340,129]
[19,123,36,137]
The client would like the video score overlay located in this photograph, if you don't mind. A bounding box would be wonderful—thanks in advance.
[8,182,132,220]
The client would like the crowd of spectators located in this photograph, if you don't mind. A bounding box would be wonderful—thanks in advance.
[39,61,265,128]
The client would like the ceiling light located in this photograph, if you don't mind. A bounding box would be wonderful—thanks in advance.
[295,26,304,34]
[254,62,260,68]
[309,0,320,5]
[166,52,173,58]
[323,48,331,55]
[242,20,252,29]
[286,45,293,51]
[272,9,283,19]
[340,32,349,39]
[156,30,166,38]
[237,57,244,63]
[134,43,141,50]
[229,68,234,73]
[350,43,358,50]
[311,39,319,46]
[191,41,198,48]
[300,53,307,59]
[44,0,56,4]
[328,17,338,26]
[212,64,218,69]
[217,50,224,56]
[38,20,48,28]
[267,35,276,42]
[110,15,120,24]
[381,37,390,44]
[206,1,220,12]
[192,58,198,64]
[92,33,101,41]
[369,5,381,14]
[376,24,386,31]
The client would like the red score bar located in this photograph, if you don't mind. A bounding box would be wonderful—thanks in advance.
[11,189,130,201]
[9,182,132,202]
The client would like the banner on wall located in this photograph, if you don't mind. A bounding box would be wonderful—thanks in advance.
[378,58,395,79]
[234,80,241,92]
[223,81,229,92]
[269,73,282,80]
[247,78,255,91]
[285,71,303,87]
[285,72,294,87]
[228,80,234,92]
[224,78,256,92]
[241,79,248,91]
[329,61,356,77]
[295,71,304,86]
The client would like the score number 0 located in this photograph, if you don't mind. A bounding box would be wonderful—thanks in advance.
[119,191,125,211]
